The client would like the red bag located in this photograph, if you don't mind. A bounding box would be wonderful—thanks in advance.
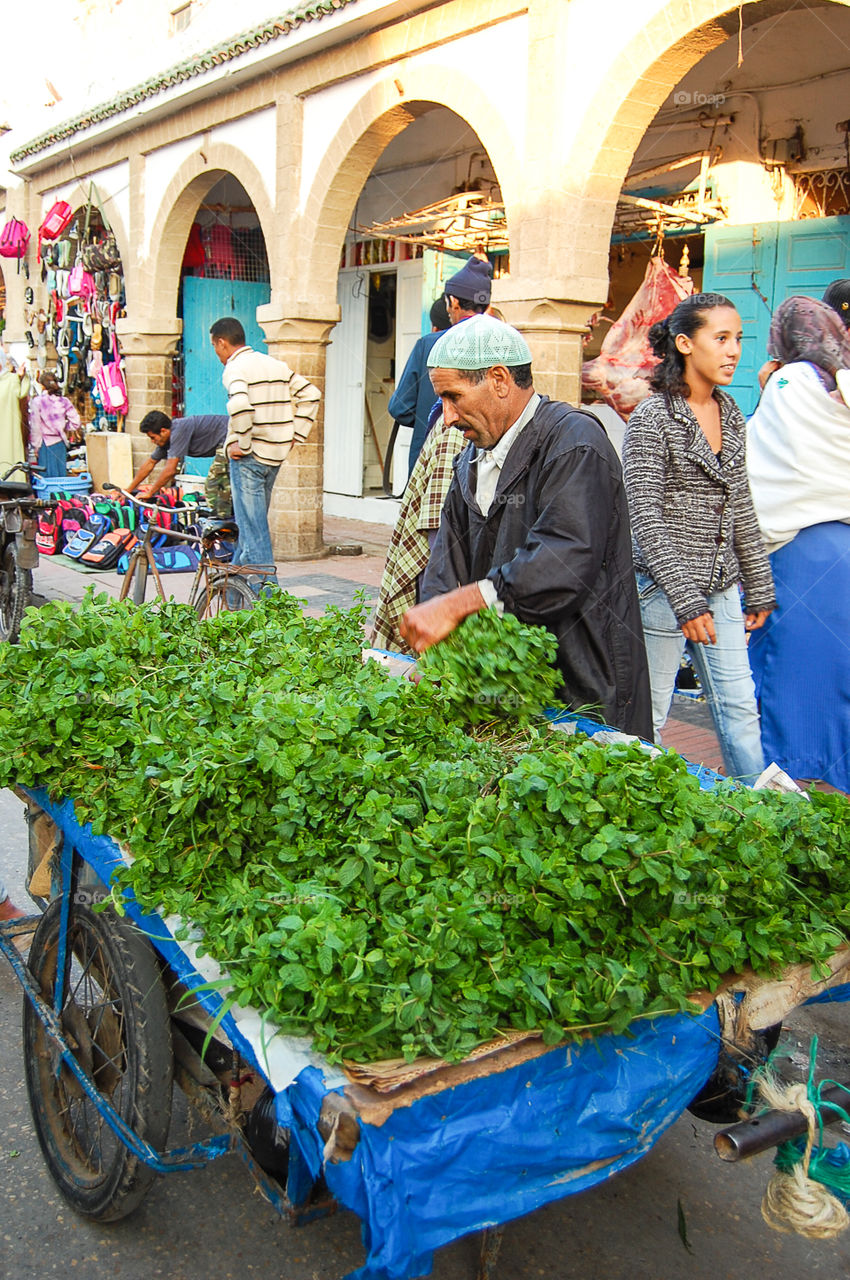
[182,222,206,272]
[38,200,74,258]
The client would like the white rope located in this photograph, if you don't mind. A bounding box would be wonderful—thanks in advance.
[758,1076,849,1240]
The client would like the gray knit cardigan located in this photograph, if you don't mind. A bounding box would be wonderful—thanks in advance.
[622,390,776,625]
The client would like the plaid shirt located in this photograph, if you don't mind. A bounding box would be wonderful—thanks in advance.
[372,419,466,653]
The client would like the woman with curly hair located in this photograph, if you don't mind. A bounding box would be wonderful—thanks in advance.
[623,293,775,783]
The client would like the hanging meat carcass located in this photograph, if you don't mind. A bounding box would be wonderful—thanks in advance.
[581,256,694,420]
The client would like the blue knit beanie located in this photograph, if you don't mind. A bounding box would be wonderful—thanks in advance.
[444,258,493,307]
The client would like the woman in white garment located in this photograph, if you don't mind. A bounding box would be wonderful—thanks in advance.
[746,295,850,790]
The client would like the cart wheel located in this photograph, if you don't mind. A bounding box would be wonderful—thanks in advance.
[23,901,173,1221]
[192,572,257,619]
[0,542,32,643]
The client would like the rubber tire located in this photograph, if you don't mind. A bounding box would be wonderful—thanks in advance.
[192,572,257,619]
[131,555,148,607]
[0,542,32,643]
[23,901,173,1221]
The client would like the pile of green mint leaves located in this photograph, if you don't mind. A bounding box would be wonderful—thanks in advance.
[0,590,846,1065]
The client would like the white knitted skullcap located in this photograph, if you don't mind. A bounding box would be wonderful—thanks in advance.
[427,314,531,370]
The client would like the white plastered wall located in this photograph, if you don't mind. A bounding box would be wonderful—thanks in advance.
[299,13,528,214]
[142,136,200,259]
[210,108,276,210]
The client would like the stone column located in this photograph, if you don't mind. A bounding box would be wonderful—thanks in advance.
[114,320,182,463]
[3,185,36,347]
[256,305,338,559]
[498,295,598,406]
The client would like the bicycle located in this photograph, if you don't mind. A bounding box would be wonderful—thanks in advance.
[0,462,56,643]
[105,485,277,618]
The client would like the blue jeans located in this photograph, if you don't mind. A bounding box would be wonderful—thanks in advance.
[228,455,280,592]
[636,574,765,784]
[38,441,67,476]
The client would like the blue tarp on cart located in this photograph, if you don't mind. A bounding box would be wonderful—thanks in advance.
[320,1008,721,1279]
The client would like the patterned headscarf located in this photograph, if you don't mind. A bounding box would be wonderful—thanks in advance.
[769,296,850,390]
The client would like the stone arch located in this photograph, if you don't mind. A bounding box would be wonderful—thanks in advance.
[552,0,850,302]
[299,67,520,313]
[143,142,275,326]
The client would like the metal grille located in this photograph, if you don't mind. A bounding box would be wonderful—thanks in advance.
[793,169,850,219]
[183,218,270,282]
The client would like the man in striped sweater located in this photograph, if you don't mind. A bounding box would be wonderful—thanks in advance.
[211,316,321,589]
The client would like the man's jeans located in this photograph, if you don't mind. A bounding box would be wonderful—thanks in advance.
[229,455,281,592]
[636,574,765,784]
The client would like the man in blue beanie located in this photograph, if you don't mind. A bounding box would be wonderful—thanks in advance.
[388,258,493,476]
[443,256,493,323]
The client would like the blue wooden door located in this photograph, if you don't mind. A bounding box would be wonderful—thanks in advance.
[702,222,777,416]
[703,216,850,415]
[773,215,850,304]
[182,278,271,415]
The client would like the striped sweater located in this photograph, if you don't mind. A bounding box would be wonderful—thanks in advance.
[623,390,775,624]
[221,346,321,465]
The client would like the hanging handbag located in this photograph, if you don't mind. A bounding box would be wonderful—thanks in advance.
[80,182,122,272]
[95,358,128,415]
[0,218,31,271]
[38,200,74,258]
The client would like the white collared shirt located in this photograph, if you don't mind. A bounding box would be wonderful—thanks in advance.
[474,393,540,516]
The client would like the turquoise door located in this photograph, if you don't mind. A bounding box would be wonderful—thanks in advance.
[702,223,777,416]
[182,278,271,415]
[703,216,850,415]
[773,215,850,303]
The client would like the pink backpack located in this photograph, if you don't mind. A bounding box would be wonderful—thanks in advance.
[68,263,96,302]
[95,359,129,415]
[0,218,30,260]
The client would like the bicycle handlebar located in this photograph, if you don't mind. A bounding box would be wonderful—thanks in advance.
[103,484,209,548]
[0,496,56,510]
[1,462,45,483]
[103,482,200,514]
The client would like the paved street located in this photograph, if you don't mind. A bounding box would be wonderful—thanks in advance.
[1,526,849,1279]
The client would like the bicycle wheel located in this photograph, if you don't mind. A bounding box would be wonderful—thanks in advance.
[0,542,32,643]
[23,901,173,1221]
[192,572,257,620]
[131,554,149,607]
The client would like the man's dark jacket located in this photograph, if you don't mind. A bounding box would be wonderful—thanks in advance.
[421,396,652,737]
